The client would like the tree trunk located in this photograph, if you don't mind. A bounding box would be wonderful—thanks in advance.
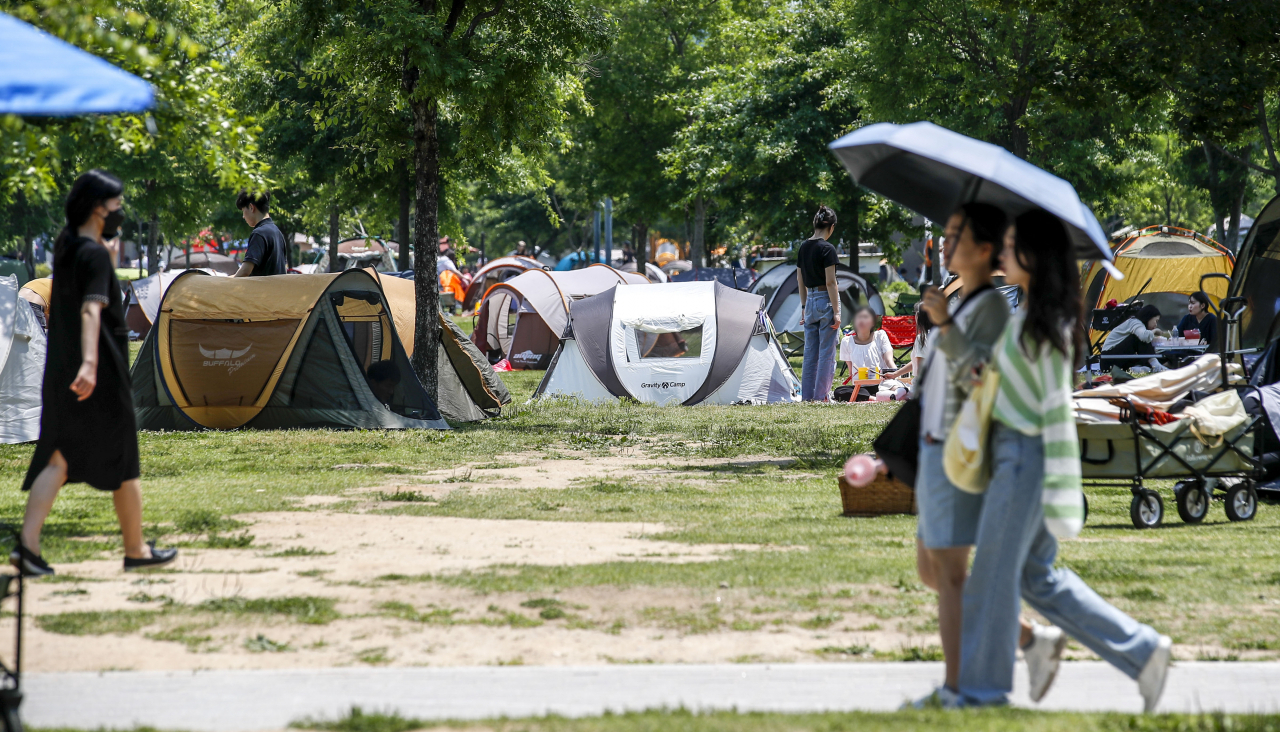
[1203,143,1228,243]
[633,222,647,277]
[849,195,861,269]
[146,212,159,276]
[328,205,341,273]
[1256,97,1280,196]
[23,235,33,280]
[637,221,648,274]
[691,194,706,267]
[411,96,442,403]
[1228,183,1246,252]
[397,161,412,271]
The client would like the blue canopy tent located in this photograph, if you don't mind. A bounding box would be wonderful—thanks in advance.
[555,251,604,271]
[0,12,154,115]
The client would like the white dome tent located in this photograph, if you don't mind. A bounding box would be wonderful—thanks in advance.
[471,265,648,369]
[535,281,800,405]
[0,274,46,443]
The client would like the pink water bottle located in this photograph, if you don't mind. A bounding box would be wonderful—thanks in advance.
[843,454,886,486]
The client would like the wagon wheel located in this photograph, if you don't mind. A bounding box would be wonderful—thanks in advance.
[1224,482,1258,522]
[1174,480,1209,524]
[1129,489,1163,529]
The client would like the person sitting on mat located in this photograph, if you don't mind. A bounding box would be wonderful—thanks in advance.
[889,303,932,400]
[839,305,896,401]
[1100,304,1168,371]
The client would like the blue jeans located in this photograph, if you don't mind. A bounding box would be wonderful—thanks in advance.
[915,439,985,549]
[800,293,838,401]
[957,424,1160,706]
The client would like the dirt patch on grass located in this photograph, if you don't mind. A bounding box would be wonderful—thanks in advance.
[320,452,802,503]
[54,512,755,584]
[23,580,935,672]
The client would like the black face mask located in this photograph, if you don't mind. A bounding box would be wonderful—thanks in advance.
[101,208,125,240]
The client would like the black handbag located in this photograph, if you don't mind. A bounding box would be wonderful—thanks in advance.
[872,396,920,487]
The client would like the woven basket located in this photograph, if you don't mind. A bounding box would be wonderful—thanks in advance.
[839,474,916,516]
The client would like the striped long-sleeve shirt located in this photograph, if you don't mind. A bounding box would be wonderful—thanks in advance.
[991,309,1085,539]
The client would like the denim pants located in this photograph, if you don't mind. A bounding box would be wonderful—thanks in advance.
[915,438,985,549]
[800,292,838,401]
[957,423,1160,706]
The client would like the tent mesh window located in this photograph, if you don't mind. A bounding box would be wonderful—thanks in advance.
[329,291,440,421]
[632,326,703,359]
[167,319,300,407]
[289,317,360,411]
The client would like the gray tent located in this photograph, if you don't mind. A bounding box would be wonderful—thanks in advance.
[535,281,800,405]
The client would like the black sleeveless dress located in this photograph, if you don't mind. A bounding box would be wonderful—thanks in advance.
[22,236,138,492]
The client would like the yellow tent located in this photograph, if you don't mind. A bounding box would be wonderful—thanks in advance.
[1084,226,1233,338]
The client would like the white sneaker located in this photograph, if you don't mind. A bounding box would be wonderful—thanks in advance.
[900,685,961,710]
[1137,635,1173,713]
[1024,622,1067,702]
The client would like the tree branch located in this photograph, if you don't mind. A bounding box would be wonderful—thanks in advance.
[463,0,504,40]
[1258,97,1280,185]
[443,0,467,40]
[1205,139,1279,178]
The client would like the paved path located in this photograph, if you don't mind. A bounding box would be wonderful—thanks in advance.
[25,662,1280,730]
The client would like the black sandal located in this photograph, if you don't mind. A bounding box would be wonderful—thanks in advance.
[10,541,53,577]
[123,541,178,572]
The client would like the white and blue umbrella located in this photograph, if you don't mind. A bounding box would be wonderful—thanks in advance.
[829,121,1118,273]
[0,12,153,115]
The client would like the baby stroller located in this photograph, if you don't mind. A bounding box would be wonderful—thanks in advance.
[1075,295,1267,528]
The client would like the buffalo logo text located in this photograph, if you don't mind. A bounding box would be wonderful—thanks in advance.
[199,344,255,375]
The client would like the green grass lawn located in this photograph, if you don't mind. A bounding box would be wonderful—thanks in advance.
[289,707,1280,732]
[18,328,1280,658]
[32,709,1280,732]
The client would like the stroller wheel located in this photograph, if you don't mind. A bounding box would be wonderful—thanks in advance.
[1130,490,1164,529]
[1224,483,1258,522]
[1174,481,1209,524]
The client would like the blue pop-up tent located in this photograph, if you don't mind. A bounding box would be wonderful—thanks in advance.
[555,251,600,271]
[0,12,154,115]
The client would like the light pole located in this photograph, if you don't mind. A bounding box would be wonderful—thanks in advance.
[604,197,613,265]
[592,208,602,266]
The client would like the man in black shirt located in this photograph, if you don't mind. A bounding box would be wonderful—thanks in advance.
[234,190,288,277]
[797,206,841,401]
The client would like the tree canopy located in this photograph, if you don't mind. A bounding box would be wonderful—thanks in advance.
[3,0,1276,385]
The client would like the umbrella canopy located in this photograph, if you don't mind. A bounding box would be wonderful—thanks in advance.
[0,13,154,115]
[829,121,1114,269]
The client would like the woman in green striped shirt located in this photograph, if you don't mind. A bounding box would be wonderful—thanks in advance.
[956,209,1171,710]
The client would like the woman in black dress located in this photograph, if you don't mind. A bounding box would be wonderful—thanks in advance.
[12,170,177,576]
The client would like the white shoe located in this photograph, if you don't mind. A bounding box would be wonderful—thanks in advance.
[1137,635,1173,713]
[1024,622,1067,703]
[900,685,961,710]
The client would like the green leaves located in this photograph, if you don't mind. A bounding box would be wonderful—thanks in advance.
[0,0,270,241]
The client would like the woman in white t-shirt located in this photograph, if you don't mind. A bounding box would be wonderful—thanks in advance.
[839,305,896,401]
